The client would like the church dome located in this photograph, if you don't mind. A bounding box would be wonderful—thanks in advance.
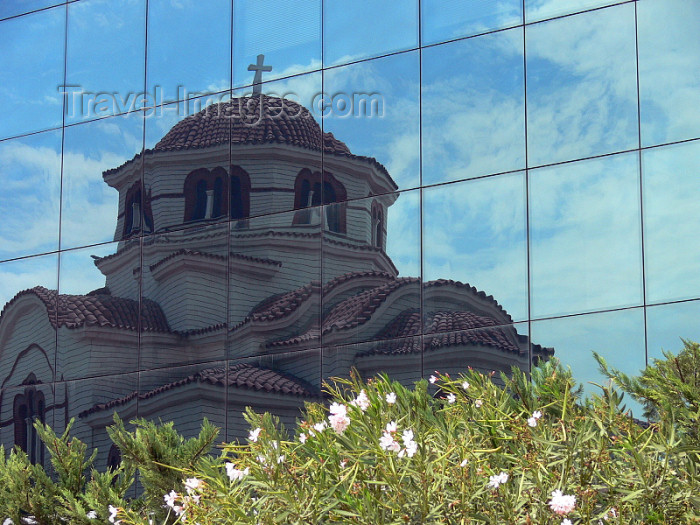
[154,94,352,156]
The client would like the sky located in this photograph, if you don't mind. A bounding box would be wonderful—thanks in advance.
[0,0,699,392]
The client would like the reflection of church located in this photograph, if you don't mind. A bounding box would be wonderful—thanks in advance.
[0,94,551,466]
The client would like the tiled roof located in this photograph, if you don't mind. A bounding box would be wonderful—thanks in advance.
[103,95,394,187]
[0,286,170,333]
[148,249,282,273]
[78,363,317,418]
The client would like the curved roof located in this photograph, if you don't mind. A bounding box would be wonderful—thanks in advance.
[0,286,170,333]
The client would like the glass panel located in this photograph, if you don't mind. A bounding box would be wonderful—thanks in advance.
[0,0,63,20]
[324,336,422,390]
[56,242,140,379]
[59,373,138,468]
[423,173,528,327]
[0,130,62,261]
[323,0,418,66]
[322,51,420,193]
[321,190,420,347]
[227,350,321,442]
[65,0,146,124]
[233,0,321,89]
[525,4,638,166]
[529,153,643,318]
[147,0,231,98]
[138,362,227,440]
[141,223,228,370]
[0,254,58,389]
[643,141,700,304]
[0,6,65,139]
[422,28,525,185]
[228,208,321,359]
[421,0,522,45]
[646,300,700,362]
[638,0,700,147]
[61,113,144,250]
[423,322,532,384]
[531,308,646,414]
[525,0,621,23]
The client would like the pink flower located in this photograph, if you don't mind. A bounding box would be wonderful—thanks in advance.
[385,421,397,433]
[328,413,350,434]
[549,489,576,515]
[351,390,370,411]
[379,431,400,452]
[329,402,347,417]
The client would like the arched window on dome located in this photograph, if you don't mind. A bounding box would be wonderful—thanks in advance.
[13,379,46,465]
[371,201,384,249]
[122,182,154,238]
[293,169,346,233]
[230,166,251,223]
[107,444,122,473]
[184,167,232,223]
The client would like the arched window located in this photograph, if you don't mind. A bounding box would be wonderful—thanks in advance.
[122,183,153,238]
[372,201,384,249]
[107,444,122,472]
[229,166,251,221]
[13,382,46,465]
[293,169,346,233]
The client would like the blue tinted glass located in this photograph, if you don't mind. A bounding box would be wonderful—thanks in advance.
[525,0,621,23]
[0,1,63,20]
[525,4,638,166]
[643,141,700,304]
[324,0,418,66]
[646,300,700,362]
[638,0,700,147]
[0,130,62,261]
[65,0,146,124]
[0,6,65,139]
[529,152,643,318]
[422,0,522,45]
[422,28,525,185]
[423,173,528,325]
[233,0,321,88]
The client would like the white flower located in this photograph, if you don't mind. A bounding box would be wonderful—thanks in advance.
[164,490,179,508]
[86,511,97,520]
[340,459,347,468]
[475,399,483,408]
[527,417,538,427]
[249,427,262,442]
[329,402,347,417]
[400,440,418,458]
[533,410,542,419]
[313,421,328,433]
[225,463,249,481]
[385,421,397,433]
[462,381,470,390]
[446,393,456,404]
[429,375,438,384]
[277,454,285,464]
[401,429,414,444]
[379,431,400,452]
[184,477,202,495]
[257,454,267,465]
[271,440,279,450]
[460,458,469,467]
[2,519,12,525]
[108,505,120,524]
[549,489,576,516]
[488,471,509,489]
[299,432,307,443]
[351,390,370,411]
[386,392,397,404]
[328,413,351,434]
[562,520,572,525]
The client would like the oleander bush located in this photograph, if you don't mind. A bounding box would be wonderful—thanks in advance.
[2,348,700,524]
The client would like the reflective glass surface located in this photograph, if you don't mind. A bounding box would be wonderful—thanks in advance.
[147,0,231,98]
[525,0,621,23]
[526,4,638,166]
[0,130,62,261]
[0,5,65,139]
[646,300,700,362]
[643,141,700,304]
[423,173,528,326]
[323,0,418,66]
[421,0,522,45]
[61,113,144,250]
[422,28,525,185]
[233,0,321,88]
[530,308,646,408]
[529,153,643,318]
[322,51,420,192]
[65,0,146,124]
[0,0,63,20]
[638,0,700,147]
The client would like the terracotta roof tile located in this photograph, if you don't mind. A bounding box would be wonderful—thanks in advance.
[148,249,282,273]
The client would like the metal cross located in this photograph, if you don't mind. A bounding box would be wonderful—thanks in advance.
[248,54,272,95]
